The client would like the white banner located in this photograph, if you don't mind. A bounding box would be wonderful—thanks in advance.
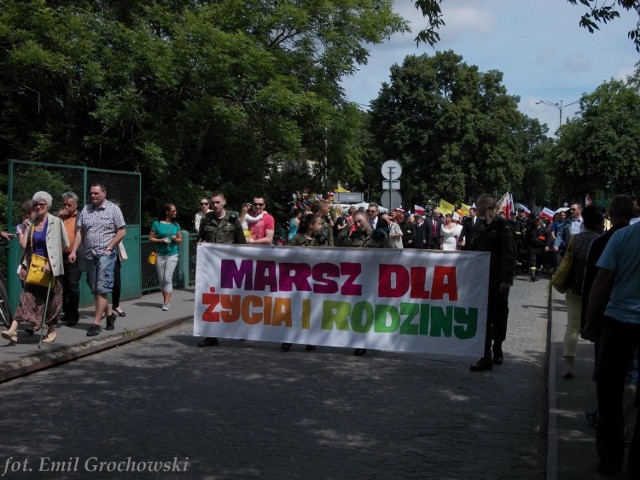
[194,244,490,356]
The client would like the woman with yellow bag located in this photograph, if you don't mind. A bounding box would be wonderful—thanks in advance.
[1,191,69,345]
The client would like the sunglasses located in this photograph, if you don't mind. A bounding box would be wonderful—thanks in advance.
[35,202,48,207]
[200,202,209,206]
[253,203,265,206]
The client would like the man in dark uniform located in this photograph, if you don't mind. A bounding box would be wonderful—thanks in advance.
[197,190,246,347]
[513,207,528,274]
[469,194,517,371]
[526,216,549,282]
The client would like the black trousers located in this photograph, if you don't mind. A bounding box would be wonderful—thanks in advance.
[482,285,510,359]
[112,257,121,309]
[596,316,640,475]
[61,255,81,322]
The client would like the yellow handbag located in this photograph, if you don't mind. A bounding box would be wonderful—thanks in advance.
[147,251,157,265]
[25,226,52,287]
[551,236,575,294]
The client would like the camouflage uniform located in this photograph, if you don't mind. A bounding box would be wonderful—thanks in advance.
[198,211,246,245]
[196,209,245,348]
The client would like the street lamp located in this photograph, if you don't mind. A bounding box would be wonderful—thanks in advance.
[535,99,579,131]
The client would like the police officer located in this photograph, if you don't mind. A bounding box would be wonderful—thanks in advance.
[468,194,517,371]
[197,191,246,347]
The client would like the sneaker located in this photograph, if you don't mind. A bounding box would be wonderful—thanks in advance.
[585,410,599,428]
[105,313,117,330]
[86,324,101,337]
[162,304,169,311]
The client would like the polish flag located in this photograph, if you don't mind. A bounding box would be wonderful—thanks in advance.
[414,205,426,215]
[540,207,555,221]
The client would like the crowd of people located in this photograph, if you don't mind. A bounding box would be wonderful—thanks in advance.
[1,186,638,478]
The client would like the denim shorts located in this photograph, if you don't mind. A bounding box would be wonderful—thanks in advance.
[86,250,117,294]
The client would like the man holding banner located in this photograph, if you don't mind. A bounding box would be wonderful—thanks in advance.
[469,194,517,371]
[197,191,246,347]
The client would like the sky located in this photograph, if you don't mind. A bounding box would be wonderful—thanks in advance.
[342,0,639,135]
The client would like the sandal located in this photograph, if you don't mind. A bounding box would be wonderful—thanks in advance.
[2,330,18,344]
[42,331,57,344]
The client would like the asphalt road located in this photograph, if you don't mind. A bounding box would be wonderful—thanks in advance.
[0,277,549,480]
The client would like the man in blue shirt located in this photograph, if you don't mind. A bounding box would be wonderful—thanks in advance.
[582,221,640,477]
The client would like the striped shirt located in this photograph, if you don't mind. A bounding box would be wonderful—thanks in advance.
[77,200,126,259]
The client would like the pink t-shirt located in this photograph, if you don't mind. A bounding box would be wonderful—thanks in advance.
[249,213,275,240]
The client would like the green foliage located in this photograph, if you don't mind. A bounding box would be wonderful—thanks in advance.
[0,0,407,224]
[567,0,640,52]
[369,51,532,207]
[553,78,640,202]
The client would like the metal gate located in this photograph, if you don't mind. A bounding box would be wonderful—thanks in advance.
[6,160,141,312]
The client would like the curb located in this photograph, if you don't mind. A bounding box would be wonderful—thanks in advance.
[547,283,558,480]
[0,316,192,384]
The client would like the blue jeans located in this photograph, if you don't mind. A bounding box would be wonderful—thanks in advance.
[85,250,117,294]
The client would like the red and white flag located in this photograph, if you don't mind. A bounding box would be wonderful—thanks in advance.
[414,205,425,215]
[540,207,555,221]
[496,191,514,217]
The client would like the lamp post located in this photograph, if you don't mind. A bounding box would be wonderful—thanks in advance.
[535,99,579,133]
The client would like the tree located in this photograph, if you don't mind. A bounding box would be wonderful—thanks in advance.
[369,51,529,207]
[553,78,640,201]
[0,0,408,225]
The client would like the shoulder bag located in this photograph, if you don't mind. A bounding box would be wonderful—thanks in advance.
[25,224,53,287]
[551,236,575,294]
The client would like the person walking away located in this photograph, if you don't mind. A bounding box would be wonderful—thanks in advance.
[580,195,635,436]
[582,221,640,478]
[468,194,517,371]
[2,191,68,345]
[68,183,126,337]
[562,205,603,379]
[150,203,182,311]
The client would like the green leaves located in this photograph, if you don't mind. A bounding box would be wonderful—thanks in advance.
[369,51,527,206]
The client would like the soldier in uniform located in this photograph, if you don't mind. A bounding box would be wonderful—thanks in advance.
[469,194,517,371]
[197,191,246,347]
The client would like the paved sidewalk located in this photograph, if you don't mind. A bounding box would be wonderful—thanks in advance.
[0,281,625,479]
[0,288,195,383]
[549,287,636,480]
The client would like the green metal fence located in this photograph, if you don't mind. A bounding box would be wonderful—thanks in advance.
[6,160,141,310]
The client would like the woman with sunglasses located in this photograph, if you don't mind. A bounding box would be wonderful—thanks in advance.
[150,203,182,311]
[2,191,69,345]
[194,198,210,233]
